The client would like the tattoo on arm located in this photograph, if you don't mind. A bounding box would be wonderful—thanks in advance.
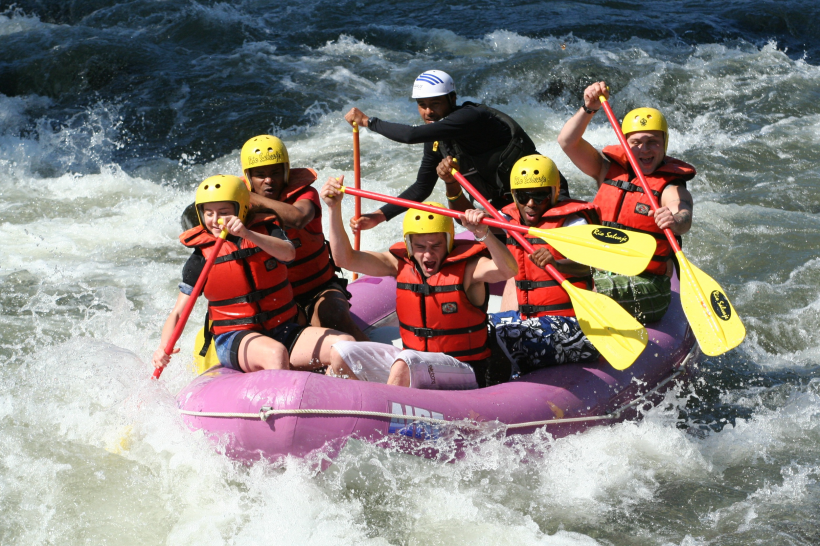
[674,209,692,226]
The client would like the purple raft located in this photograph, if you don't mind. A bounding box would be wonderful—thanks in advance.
[176,271,698,463]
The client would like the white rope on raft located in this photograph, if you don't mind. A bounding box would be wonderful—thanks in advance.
[177,364,686,431]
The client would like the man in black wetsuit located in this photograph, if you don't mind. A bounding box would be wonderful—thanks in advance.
[343,70,570,233]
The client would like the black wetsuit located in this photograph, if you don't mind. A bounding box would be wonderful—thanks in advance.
[368,102,570,220]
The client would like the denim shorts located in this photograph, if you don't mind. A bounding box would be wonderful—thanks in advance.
[213,322,306,372]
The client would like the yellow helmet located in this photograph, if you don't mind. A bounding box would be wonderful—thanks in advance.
[403,202,454,254]
[621,108,668,153]
[194,174,250,228]
[240,134,290,184]
[510,154,560,206]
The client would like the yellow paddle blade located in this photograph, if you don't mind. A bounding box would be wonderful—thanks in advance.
[193,326,219,375]
[563,281,648,370]
[676,252,746,356]
[528,224,656,277]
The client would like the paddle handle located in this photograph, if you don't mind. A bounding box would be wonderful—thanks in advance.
[340,185,531,235]
[352,123,361,280]
[449,170,568,284]
[153,227,228,379]
[598,97,682,254]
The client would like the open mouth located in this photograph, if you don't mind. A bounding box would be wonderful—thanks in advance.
[523,208,541,224]
[422,259,438,273]
[638,156,655,168]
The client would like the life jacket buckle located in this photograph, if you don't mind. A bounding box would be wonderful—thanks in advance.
[412,327,435,338]
[519,305,537,316]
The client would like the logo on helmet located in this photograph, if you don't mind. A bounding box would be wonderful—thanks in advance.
[640,117,648,127]
[591,227,630,244]
[245,150,284,167]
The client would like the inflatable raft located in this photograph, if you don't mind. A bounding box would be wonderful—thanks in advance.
[176,266,698,463]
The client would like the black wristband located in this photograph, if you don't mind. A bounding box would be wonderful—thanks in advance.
[582,104,599,115]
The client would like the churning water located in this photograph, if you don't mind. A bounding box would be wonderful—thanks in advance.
[1,1,819,544]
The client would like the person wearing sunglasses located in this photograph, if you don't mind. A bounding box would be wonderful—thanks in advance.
[488,154,601,378]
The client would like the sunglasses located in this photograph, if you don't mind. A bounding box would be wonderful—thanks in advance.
[514,189,553,206]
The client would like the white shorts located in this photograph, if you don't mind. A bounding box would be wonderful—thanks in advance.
[331,341,478,390]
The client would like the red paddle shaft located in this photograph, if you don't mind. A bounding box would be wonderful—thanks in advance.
[598,99,682,254]
[450,170,570,285]
[352,123,362,280]
[341,185,533,236]
[153,229,228,379]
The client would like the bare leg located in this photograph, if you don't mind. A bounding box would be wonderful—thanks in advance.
[291,326,358,377]
[311,289,369,342]
[500,277,518,312]
[386,359,411,387]
[329,345,360,380]
[235,333,289,373]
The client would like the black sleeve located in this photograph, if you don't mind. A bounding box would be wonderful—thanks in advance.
[181,248,206,288]
[379,142,443,221]
[368,107,483,144]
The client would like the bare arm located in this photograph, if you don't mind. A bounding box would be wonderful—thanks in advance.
[249,193,316,230]
[321,175,399,277]
[152,292,190,368]
[223,215,296,262]
[461,209,518,285]
[557,81,612,186]
[653,184,694,236]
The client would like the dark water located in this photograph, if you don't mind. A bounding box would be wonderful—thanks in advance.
[1,1,819,544]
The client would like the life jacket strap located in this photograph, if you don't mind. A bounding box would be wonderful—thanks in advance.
[210,300,297,328]
[515,279,560,290]
[602,178,662,198]
[396,283,463,295]
[399,321,487,338]
[289,242,328,267]
[208,279,292,307]
[519,303,574,315]
[290,260,333,288]
[214,246,263,264]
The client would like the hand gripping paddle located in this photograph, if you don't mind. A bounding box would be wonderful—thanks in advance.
[451,171,648,370]
[339,186,656,276]
[598,96,745,356]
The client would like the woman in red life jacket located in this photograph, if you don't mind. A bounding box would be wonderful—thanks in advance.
[557,82,695,323]
[239,135,368,342]
[490,155,600,378]
[320,175,519,389]
[152,175,356,377]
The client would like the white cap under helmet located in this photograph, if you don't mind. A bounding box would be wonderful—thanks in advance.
[411,70,456,99]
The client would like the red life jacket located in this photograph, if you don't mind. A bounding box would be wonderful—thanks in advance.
[501,200,598,318]
[593,145,696,275]
[389,240,491,362]
[179,219,297,335]
[278,168,337,297]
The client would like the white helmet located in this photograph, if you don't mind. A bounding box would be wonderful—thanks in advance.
[411,70,456,99]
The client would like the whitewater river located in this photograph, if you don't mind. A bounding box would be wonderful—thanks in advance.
[1,1,819,544]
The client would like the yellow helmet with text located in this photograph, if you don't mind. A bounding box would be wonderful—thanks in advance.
[194,174,250,228]
[240,134,290,185]
[403,202,454,253]
[510,154,560,206]
[621,107,668,153]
